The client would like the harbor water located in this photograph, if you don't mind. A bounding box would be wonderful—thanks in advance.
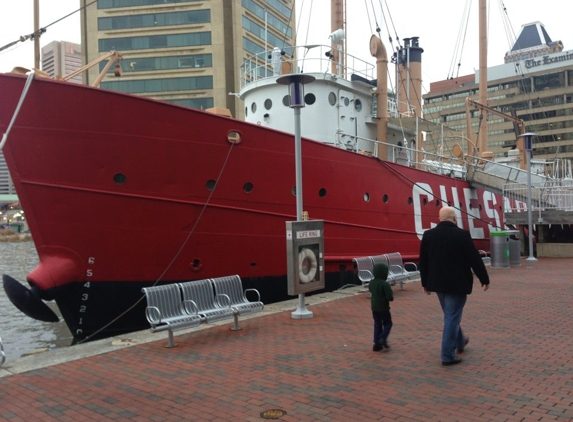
[0,240,73,363]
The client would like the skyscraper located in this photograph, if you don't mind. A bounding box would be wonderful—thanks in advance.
[80,0,296,119]
[41,41,83,83]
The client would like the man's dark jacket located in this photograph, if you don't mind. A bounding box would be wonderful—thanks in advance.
[419,221,490,295]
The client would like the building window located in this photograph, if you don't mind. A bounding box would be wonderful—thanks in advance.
[98,10,210,30]
[98,0,201,8]
[101,76,213,93]
[100,54,212,73]
[99,32,211,52]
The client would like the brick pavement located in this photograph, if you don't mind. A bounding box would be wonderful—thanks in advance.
[1,258,572,421]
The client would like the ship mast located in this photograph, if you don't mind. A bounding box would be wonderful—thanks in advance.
[330,0,346,76]
[34,0,40,69]
[477,0,489,157]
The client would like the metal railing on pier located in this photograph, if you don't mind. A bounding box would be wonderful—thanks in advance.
[503,179,573,213]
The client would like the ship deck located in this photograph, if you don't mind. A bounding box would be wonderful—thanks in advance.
[1,257,572,421]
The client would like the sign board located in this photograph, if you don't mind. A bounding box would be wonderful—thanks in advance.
[286,220,325,295]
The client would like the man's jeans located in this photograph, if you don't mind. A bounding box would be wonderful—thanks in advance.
[436,292,467,362]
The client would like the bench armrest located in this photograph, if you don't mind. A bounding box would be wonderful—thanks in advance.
[244,288,261,302]
[404,261,418,272]
[145,306,162,325]
[215,293,231,308]
[182,299,199,315]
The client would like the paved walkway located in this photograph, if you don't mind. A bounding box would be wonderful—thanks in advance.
[1,258,572,421]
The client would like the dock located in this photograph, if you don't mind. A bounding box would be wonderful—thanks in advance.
[1,257,572,421]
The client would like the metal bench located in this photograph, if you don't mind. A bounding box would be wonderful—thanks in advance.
[384,252,420,290]
[352,256,375,286]
[178,279,235,324]
[210,275,264,331]
[370,254,394,286]
[141,284,202,348]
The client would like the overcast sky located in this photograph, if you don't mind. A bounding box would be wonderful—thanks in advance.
[1,0,571,93]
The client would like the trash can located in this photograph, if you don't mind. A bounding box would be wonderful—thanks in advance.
[506,230,521,266]
[490,231,509,268]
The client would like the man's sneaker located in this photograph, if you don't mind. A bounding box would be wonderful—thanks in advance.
[382,340,390,349]
[373,343,383,352]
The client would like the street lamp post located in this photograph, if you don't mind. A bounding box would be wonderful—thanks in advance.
[277,74,316,319]
[520,133,538,263]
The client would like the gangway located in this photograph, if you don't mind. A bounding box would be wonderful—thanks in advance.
[465,157,549,196]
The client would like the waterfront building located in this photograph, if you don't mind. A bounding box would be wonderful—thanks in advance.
[422,22,573,171]
[80,0,296,119]
[41,41,83,83]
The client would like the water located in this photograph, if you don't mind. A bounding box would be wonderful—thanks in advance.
[0,241,73,363]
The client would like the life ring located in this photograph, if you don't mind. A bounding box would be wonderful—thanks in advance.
[298,247,318,283]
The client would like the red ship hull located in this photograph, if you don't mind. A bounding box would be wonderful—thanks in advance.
[0,73,504,339]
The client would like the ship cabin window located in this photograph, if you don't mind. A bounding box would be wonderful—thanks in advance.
[319,188,327,197]
[343,97,350,107]
[251,102,257,113]
[283,95,291,107]
[407,197,413,205]
[245,107,248,117]
[355,99,362,112]
[328,92,336,106]
[305,93,316,105]
[264,99,272,110]
[422,198,427,206]
[364,193,370,202]
[436,200,440,207]
[383,194,389,203]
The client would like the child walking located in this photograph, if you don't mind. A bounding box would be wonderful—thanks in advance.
[369,262,394,351]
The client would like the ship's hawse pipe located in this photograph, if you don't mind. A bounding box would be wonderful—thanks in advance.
[370,35,389,160]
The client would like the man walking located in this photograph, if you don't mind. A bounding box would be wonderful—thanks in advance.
[419,206,490,366]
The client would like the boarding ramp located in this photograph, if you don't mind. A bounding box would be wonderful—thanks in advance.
[466,158,549,195]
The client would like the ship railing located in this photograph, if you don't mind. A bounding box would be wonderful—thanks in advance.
[503,179,573,213]
[240,44,375,89]
[333,132,466,177]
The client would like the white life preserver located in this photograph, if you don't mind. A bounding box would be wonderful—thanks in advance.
[298,247,318,283]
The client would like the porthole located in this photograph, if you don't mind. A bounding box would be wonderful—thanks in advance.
[206,180,216,191]
[251,102,257,113]
[243,182,254,193]
[364,193,370,202]
[283,95,291,106]
[319,188,327,197]
[383,194,389,203]
[408,197,413,205]
[328,92,337,106]
[245,106,248,117]
[479,204,483,211]
[113,173,126,185]
[264,99,272,110]
[422,198,427,206]
[305,93,316,105]
[436,200,440,207]
[291,186,297,196]
[355,99,362,112]
[343,97,350,106]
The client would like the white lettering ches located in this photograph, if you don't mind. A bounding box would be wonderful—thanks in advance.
[413,183,501,240]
